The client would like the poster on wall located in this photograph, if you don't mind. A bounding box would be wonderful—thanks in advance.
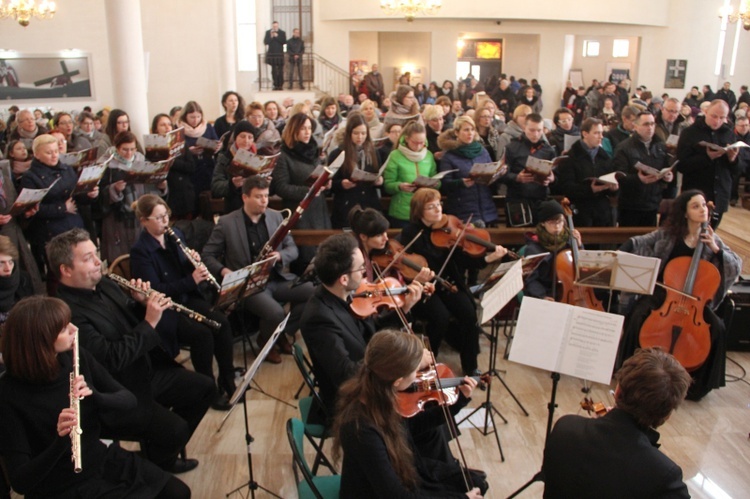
[664,59,687,89]
[605,62,631,84]
[0,55,93,101]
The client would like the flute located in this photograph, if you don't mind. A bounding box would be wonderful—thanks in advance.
[165,227,221,292]
[69,329,83,473]
[106,273,222,330]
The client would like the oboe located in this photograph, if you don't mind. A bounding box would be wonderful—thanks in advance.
[69,329,83,473]
[106,273,222,330]
[165,227,221,292]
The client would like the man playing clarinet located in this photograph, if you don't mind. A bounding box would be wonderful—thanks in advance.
[202,176,313,364]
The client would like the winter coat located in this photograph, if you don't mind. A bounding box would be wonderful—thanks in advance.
[503,135,557,204]
[382,140,436,222]
[611,134,674,212]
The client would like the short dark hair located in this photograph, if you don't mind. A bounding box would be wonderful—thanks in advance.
[315,233,358,286]
[553,108,573,125]
[242,175,270,195]
[114,131,137,148]
[46,228,91,279]
[581,118,603,134]
[615,348,691,428]
[621,105,640,121]
[525,113,544,125]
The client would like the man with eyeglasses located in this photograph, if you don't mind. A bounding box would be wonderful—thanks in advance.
[9,109,47,149]
[677,100,739,228]
[202,175,313,364]
[300,233,423,419]
[612,111,675,227]
[655,97,688,143]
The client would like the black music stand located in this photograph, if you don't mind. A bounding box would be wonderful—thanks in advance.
[225,314,290,499]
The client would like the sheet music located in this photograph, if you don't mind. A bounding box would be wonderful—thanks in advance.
[480,259,524,324]
[509,297,623,385]
[576,250,660,294]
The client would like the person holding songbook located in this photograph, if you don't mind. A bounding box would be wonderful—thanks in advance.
[474,105,503,162]
[522,200,582,301]
[437,116,499,227]
[96,109,143,158]
[21,134,100,278]
[100,131,168,264]
[53,112,92,153]
[178,101,220,199]
[213,91,246,140]
[328,112,384,228]
[617,190,741,400]
[5,139,32,190]
[0,296,190,499]
[151,114,195,220]
[332,330,484,499]
[400,188,506,376]
[130,194,236,410]
[212,120,259,214]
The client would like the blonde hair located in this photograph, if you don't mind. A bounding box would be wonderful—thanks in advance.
[512,104,533,121]
[32,134,57,154]
[422,104,444,122]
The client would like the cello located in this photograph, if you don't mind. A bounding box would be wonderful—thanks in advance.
[638,220,719,372]
[555,199,604,311]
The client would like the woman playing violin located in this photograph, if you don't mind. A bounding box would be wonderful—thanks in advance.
[618,190,741,400]
[333,329,485,499]
[400,188,507,376]
[523,199,582,300]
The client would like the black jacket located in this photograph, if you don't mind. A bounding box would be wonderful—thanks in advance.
[611,133,674,211]
[542,409,689,499]
[676,116,738,213]
[503,135,557,204]
[286,35,304,59]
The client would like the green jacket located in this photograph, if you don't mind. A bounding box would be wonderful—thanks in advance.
[382,142,437,221]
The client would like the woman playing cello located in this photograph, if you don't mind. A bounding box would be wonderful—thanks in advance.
[618,190,741,400]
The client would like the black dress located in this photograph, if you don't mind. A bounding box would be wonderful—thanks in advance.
[0,349,170,498]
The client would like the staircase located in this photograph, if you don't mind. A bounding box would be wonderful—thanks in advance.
[256,52,350,97]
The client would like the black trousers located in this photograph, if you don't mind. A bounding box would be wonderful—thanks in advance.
[288,57,303,87]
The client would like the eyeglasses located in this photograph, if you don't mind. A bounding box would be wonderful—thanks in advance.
[57,120,74,126]
[147,213,170,222]
[348,265,366,275]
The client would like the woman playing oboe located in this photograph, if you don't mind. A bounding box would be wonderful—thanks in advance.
[0,296,189,498]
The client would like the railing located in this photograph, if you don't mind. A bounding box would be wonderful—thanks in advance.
[256,52,350,96]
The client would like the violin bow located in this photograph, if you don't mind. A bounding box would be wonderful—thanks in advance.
[378,230,423,280]
[434,214,473,285]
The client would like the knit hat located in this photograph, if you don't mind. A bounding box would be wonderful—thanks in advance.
[537,200,565,222]
[651,95,664,105]
[232,120,257,140]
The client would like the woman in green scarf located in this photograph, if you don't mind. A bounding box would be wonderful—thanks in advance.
[523,200,582,300]
[437,116,499,226]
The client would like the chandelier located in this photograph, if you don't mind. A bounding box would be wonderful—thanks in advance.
[0,0,56,27]
[380,0,442,22]
[720,0,750,30]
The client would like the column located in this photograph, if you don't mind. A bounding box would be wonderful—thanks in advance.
[218,0,238,93]
[104,0,149,138]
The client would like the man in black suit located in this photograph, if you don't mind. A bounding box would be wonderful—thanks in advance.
[264,21,286,91]
[48,228,215,474]
[299,233,422,418]
[202,175,312,364]
[542,348,691,498]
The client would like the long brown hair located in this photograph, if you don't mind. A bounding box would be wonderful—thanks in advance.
[665,189,706,240]
[340,111,378,176]
[1,296,72,382]
[332,330,423,489]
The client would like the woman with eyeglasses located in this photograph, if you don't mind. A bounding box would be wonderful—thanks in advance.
[400,188,506,376]
[422,105,445,160]
[75,111,104,148]
[548,108,580,156]
[53,112,91,153]
[473,105,503,162]
[99,131,168,264]
[382,121,437,228]
[96,109,143,158]
[129,194,236,410]
[0,296,191,499]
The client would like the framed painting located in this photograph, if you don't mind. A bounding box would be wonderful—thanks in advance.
[664,59,687,89]
[0,53,93,101]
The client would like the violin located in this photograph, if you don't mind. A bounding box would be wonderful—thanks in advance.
[349,277,409,318]
[638,218,719,372]
[555,199,605,311]
[371,239,457,293]
[396,363,484,418]
[430,214,511,258]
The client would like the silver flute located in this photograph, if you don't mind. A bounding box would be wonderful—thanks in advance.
[165,227,221,292]
[106,273,222,330]
[70,329,83,473]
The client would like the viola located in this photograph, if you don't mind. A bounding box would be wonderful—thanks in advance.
[430,214,501,258]
[349,277,409,318]
[396,363,484,418]
[555,199,604,311]
[371,239,458,293]
[638,220,719,371]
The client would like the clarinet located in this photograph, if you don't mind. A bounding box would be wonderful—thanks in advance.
[106,273,222,330]
[70,329,83,473]
[165,227,221,292]
[257,166,334,262]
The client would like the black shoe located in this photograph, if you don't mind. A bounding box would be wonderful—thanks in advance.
[168,457,199,474]
[211,393,232,411]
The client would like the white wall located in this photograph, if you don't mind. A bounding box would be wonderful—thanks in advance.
[378,32,431,92]
[570,36,640,86]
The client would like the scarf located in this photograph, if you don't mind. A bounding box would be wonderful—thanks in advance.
[0,263,21,313]
[17,125,39,140]
[282,139,319,165]
[454,140,485,159]
[319,114,340,132]
[112,147,134,168]
[390,98,418,118]
[535,225,571,252]
[397,138,427,163]
[11,159,32,176]
[180,120,208,139]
